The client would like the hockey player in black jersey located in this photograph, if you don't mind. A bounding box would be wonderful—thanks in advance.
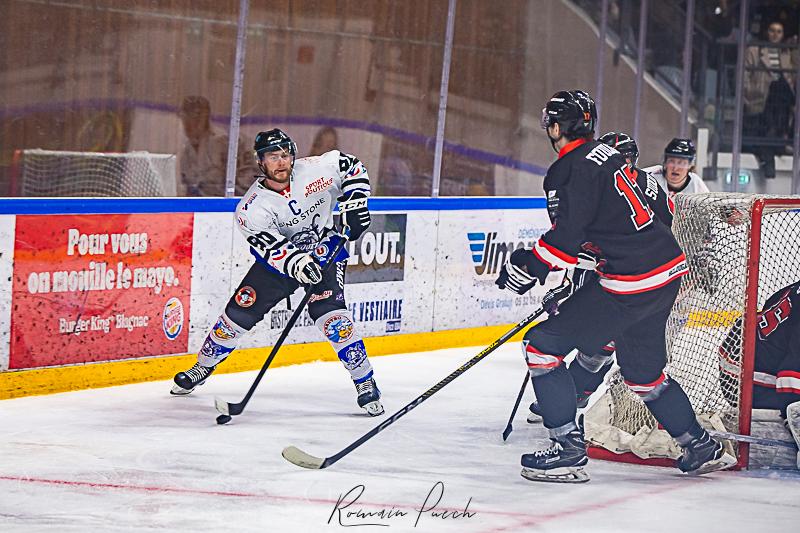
[496,90,735,483]
[719,280,800,464]
[527,131,674,423]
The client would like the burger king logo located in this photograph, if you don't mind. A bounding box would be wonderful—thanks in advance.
[162,297,184,340]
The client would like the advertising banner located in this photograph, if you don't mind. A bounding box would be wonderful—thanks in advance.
[432,209,559,331]
[10,214,193,369]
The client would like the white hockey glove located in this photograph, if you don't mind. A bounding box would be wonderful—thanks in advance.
[339,192,370,241]
[496,249,538,295]
[288,253,323,285]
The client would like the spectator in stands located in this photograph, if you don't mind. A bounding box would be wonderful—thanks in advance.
[308,126,339,157]
[178,95,258,196]
[743,20,797,178]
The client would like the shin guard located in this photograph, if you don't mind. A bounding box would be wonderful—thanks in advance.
[315,309,373,382]
[197,312,249,367]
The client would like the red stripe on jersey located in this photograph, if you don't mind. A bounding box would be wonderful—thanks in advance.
[558,138,590,159]
[532,238,577,270]
[601,275,684,295]
[598,254,688,294]
[527,361,561,369]
[600,254,686,281]
[776,371,800,394]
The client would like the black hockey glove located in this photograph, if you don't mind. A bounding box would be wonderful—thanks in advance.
[340,191,370,241]
[541,277,574,315]
[495,248,538,295]
[571,251,598,290]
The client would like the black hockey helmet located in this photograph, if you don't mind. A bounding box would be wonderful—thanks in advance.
[254,128,297,159]
[599,131,639,165]
[541,90,597,138]
[664,138,696,162]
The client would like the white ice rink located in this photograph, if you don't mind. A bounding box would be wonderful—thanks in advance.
[1,344,799,532]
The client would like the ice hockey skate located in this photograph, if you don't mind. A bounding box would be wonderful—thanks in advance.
[171,362,216,395]
[520,425,589,483]
[676,429,736,475]
[355,376,384,416]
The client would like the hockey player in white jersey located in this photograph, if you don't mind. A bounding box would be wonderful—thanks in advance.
[643,138,710,198]
[171,128,384,416]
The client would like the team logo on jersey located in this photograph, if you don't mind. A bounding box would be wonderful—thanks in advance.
[305,176,334,196]
[211,316,237,341]
[291,224,321,252]
[235,286,257,308]
[243,192,258,211]
[313,243,329,260]
[324,314,354,343]
[309,290,333,304]
[346,163,365,177]
[162,297,184,340]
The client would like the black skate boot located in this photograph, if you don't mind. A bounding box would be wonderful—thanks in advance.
[520,424,589,483]
[171,363,215,395]
[355,377,384,416]
[676,429,736,475]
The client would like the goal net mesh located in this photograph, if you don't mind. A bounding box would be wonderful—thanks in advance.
[586,193,800,464]
[17,149,176,197]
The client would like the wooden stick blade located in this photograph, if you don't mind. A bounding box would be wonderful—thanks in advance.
[282,446,326,469]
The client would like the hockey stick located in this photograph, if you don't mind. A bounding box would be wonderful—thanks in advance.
[501,372,530,442]
[282,305,547,469]
[214,234,349,422]
[708,429,798,450]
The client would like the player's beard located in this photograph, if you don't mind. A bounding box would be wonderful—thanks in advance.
[269,166,291,183]
[547,130,563,154]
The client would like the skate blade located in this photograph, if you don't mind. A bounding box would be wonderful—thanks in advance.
[170,384,195,395]
[526,413,542,424]
[362,400,385,416]
[686,451,737,476]
[520,466,590,483]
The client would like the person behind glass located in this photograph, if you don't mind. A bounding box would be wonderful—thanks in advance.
[178,95,258,196]
[743,20,797,179]
[308,126,339,157]
[643,138,710,198]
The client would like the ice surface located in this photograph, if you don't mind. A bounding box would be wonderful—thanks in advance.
[1,344,798,532]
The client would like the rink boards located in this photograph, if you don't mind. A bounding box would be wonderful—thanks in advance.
[0,197,555,398]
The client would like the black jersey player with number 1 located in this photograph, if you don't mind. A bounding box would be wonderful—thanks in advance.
[495,90,736,483]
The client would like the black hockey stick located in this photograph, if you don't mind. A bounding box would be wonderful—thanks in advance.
[708,429,797,450]
[214,235,349,422]
[501,372,530,442]
[282,305,547,469]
